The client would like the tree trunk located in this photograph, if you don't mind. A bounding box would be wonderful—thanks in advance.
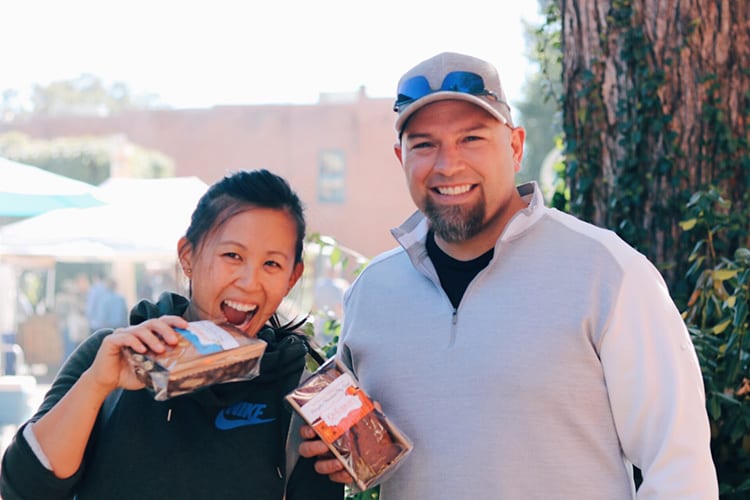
[560,0,750,293]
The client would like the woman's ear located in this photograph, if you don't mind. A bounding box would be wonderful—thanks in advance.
[177,237,193,278]
[288,262,305,291]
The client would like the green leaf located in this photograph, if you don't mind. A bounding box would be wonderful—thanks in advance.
[725,295,737,308]
[730,422,746,443]
[679,218,698,230]
[733,300,748,328]
[714,392,741,406]
[712,319,732,334]
[708,396,722,419]
[686,256,705,277]
[329,246,342,267]
[688,240,706,263]
[735,247,750,263]
[735,476,750,492]
[713,269,739,281]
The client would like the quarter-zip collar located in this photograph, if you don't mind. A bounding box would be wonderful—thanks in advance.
[391,181,545,271]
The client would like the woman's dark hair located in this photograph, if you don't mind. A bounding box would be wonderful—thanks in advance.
[181,169,308,333]
[184,169,306,264]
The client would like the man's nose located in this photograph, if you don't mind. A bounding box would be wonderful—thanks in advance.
[434,144,463,173]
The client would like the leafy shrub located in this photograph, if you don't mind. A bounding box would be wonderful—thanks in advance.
[300,234,379,500]
[681,188,750,498]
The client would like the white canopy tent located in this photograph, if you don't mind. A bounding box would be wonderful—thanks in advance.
[0,157,104,217]
[0,176,208,262]
[0,177,208,334]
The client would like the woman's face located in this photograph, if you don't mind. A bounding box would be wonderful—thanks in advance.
[178,207,303,337]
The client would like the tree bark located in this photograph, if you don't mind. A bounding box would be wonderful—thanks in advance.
[560,0,750,291]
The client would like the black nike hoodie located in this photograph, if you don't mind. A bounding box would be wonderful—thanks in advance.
[0,292,342,500]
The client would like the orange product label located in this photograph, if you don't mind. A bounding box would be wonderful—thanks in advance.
[300,373,375,443]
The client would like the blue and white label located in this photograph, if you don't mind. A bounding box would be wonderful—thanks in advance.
[174,320,240,355]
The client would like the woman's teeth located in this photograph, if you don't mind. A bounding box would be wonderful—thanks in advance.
[223,300,257,312]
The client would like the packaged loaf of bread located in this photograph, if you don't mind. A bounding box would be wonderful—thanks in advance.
[125,320,267,401]
[286,357,413,492]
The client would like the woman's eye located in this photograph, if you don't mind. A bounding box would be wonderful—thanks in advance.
[222,252,241,260]
[265,260,282,269]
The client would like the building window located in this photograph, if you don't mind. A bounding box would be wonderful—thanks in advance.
[318,150,346,203]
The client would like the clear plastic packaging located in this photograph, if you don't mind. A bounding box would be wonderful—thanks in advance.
[125,320,267,400]
[286,358,413,492]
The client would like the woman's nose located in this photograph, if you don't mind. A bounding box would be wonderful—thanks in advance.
[236,264,261,290]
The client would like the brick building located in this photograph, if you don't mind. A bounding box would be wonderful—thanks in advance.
[1,90,417,258]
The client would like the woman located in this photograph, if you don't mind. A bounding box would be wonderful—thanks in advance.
[0,169,342,500]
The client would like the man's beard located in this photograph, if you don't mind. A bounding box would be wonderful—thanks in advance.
[424,197,485,243]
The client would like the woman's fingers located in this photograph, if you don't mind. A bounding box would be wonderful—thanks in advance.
[92,316,191,389]
[149,315,189,345]
[109,316,188,354]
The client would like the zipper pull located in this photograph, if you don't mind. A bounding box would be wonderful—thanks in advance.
[452,309,458,325]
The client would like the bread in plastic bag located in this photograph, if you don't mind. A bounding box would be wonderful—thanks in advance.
[286,357,413,492]
[125,320,267,400]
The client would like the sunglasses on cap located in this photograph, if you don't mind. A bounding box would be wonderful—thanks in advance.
[393,71,504,113]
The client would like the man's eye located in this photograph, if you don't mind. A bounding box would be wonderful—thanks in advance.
[412,141,434,149]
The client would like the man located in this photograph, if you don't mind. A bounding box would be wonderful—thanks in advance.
[90,278,128,332]
[301,52,718,498]
[85,272,107,333]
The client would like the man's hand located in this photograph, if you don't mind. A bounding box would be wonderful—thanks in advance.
[298,424,355,484]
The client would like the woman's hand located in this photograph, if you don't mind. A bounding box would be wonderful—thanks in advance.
[88,315,189,393]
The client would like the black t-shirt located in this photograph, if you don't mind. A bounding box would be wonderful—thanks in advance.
[426,230,494,308]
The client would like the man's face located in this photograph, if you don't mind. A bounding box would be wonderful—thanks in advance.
[395,100,525,249]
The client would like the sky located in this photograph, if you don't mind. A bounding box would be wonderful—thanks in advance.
[1,0,543,110]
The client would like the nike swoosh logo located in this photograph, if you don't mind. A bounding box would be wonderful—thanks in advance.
[215,405,275,430]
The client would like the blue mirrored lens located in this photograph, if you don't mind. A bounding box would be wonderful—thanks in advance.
[395,76,432,107]
[440,72,485,94]
[394,71,489,111]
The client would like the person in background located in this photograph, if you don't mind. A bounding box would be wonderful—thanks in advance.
[91,278,128,331]
[84,271,107,334]
[54,279,89,360]
[301,52,719,499]
[0,169,342,500]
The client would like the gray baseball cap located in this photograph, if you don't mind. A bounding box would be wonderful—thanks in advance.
[393,52,514,134]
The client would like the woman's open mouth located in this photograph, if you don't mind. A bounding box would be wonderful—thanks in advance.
[221,299,258,330]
